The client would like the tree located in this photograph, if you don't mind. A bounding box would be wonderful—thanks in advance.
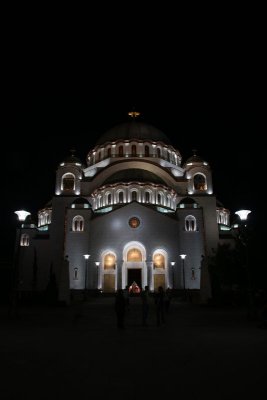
[208,244,246,304]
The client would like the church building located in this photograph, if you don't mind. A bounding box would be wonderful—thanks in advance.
[14,114,232,301]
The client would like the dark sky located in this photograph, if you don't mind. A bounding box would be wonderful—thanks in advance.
[3,96,262,263]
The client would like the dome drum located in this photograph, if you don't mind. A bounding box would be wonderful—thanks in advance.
[87,140,181,168]
[91,182,177,211]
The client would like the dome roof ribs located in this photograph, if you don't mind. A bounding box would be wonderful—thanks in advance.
[95,121,171,146]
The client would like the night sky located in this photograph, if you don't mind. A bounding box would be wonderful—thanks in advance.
[3,96,262,265]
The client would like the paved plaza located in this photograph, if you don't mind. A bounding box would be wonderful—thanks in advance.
[0,296,266,399]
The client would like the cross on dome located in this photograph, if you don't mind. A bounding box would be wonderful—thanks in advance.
[128,109,141,119]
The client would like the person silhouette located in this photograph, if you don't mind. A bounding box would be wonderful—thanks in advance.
[165,287,172,313]
[155,286,166,326]
[115,289,126,329]
[141,285,150,326]
[123,285,130,311]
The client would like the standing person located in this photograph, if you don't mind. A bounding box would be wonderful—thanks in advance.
[155,286,166,326]
[123,285,130,311]
[141,285,150,326]
[115,289,126,329]
[165,287,172,313]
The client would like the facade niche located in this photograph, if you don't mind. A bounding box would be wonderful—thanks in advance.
[62,173,75,191]
[104,253,116,269]
[153,253,165,269]
[193,173,207,191]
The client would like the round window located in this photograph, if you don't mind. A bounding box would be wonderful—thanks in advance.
[129,217,140,228]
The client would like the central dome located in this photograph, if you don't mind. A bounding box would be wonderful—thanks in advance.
[96,121,171,146]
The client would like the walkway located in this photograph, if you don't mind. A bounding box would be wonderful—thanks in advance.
[0,296,266,399]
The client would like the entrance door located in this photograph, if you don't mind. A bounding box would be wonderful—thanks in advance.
[154,274,166,290]
[128,269,141,288]
[103,274,115,292]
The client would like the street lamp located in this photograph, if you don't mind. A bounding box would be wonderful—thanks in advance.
[15,210,31,222]
[235,210,251,222]
[95,262,100,290]
[170,262,175,289]
[180,254,187,299]
[11,210,31,316]
[234,209,254,319]
[83,254,90,300]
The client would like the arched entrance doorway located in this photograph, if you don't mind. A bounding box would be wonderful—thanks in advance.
[127,248,142,291]
[122,242,147,290]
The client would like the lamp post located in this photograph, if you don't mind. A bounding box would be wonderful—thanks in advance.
[95,262,100,290]
[11,210,31,316]
[83,254,90,300]
[234,209,254,319]
[146,260,153,291]
[180,254,187,299]
[170,262,175,289]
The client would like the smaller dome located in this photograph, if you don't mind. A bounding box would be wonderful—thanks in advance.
[72,198,90,205]
[71,197,91,209]
[60,150,83,166]
[178,197,198,205]
[23,215,37,227]
[177,197,199,209]
[63,154,82,165]
[185,154,205,164]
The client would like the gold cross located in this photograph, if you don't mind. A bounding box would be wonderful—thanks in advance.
[128,110,140,119]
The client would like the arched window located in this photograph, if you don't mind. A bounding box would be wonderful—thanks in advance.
[104,253,116,270]
[145,145,149,156]
[74,268,78,280]
[62,173,75,191]
[157,148,161,158]
[107,148,111,157]
[98,196,103,208]
[132,145,136,156]
[72,215,84,232]
[127,248,142,262]
[119,146,123,157]
[20,233,29,246]
[107,193,112,205]
[157,193,162,204]
[132,191,137,201]
[185,215,197,231]
[193,174,207,191]
[45,213,49,224]
[145,191,150,203]
[153,253,165,269]
[119,191,124,203]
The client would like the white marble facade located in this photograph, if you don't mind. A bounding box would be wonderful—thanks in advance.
[16,119,231,295]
